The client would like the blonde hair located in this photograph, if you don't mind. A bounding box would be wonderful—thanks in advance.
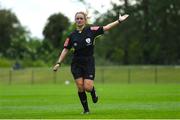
[75,11,89,22]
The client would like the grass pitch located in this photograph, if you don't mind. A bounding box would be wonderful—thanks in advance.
[0,83,180,119]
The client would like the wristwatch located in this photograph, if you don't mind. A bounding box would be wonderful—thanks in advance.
[56,62,61,66]
[118,19,122,23]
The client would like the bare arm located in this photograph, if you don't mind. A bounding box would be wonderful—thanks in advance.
[53,48,69,71]
[103,14,129,31]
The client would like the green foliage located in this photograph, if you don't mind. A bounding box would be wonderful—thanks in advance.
[1,1,180,65]
[0,58,13,67]
[43,12,70,48]
[0,8,21,55]
[0,8,73,67]
[0,58,48,68]
[7,33,29,59]
[21,59,47,67]
[94,0,180,65]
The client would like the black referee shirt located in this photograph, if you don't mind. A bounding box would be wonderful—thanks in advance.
[64,26,104,57]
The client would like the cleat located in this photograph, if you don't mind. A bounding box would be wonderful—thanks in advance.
[81,110,90,114]
[91,87,98,103]
[92,95,98,103]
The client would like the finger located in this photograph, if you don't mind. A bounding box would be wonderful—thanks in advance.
[53,66,57,71]
[124,14,129,18]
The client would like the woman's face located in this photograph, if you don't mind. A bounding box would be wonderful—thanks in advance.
[75,13,86,27]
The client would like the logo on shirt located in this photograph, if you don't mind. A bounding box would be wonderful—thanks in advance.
[89,75,93,78]
[85,38,91,46]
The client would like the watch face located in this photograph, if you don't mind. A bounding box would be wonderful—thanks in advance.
[73,42,77,47]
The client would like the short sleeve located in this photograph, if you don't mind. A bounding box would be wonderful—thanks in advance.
[64,37,72,49]
[90,26,104,37]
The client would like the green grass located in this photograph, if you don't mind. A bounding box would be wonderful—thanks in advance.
[0,84,180,119]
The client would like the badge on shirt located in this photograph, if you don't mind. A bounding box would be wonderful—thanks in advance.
[85,38,92,46]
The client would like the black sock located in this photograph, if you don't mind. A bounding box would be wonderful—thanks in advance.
[78,92,89,111]
[91,87,97,98]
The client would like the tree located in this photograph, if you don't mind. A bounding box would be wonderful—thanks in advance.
[43,12,70,48]
[94,0,180,65]
[0,8,22,56]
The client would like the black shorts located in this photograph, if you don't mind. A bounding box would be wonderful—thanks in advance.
[71,56,95,80]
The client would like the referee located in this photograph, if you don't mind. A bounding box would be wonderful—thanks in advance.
[53,11,129,114]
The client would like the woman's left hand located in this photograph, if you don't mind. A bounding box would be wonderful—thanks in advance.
[119,14,129,22]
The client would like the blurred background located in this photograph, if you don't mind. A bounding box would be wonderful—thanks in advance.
[0,1,180,119]
[0,0,180,84]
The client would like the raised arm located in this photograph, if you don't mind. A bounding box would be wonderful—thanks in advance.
[103,14,129,31]
[53,48,69,71]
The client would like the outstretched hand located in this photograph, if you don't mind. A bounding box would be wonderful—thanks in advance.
[119,14,129,22]
[53,64,60,72]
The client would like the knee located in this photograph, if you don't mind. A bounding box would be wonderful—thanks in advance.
[77,84,84,92]
[84,84,93,92]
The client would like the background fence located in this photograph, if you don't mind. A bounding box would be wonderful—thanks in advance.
[0,66,180,85]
